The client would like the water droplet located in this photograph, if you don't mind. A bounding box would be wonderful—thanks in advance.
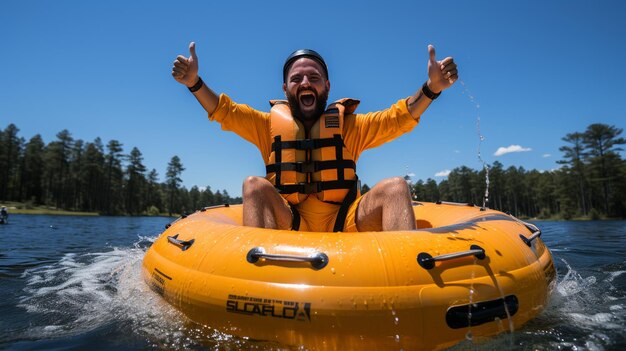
[394,317,399,325]
[465,331,473,341]
[331,267,336,274]
[394,334,400,342]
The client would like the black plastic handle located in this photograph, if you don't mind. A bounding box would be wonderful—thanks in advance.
[167,234,195,251]
[519,222,542,247]
[417,245,486,270]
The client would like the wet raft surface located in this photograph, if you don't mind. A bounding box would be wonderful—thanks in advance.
[143,202,555,350]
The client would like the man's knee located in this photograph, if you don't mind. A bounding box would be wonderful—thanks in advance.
[243,176,273,198]
[379,176,411,198]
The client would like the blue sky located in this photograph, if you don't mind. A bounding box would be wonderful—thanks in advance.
[2,0,625,196]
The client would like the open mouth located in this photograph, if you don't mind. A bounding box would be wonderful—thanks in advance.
[299,91,316,107]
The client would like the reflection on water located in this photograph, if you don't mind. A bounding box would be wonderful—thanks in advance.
[0,215,624,350]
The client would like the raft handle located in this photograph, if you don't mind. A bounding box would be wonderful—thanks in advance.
[246,247,329,270]
[200,203,230,212]
[436,201,475,207]
[167,234,195,251]
[518,221,542,247]
[519,230,542,246]
[417,245,485,270]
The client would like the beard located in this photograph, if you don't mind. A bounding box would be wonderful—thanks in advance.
[286,86,329,123]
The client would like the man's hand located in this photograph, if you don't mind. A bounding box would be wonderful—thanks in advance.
[426,44,458,93]
[172,42,199,87]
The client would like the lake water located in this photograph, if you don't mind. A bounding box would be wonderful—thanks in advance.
[0,215,624,350]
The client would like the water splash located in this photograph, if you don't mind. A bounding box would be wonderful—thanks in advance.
[557,259,597,297]
[522,259,626,350]
[466,270,476,342]
[15,236,246,350]
[460,80,490,209]
[448,259,625,350]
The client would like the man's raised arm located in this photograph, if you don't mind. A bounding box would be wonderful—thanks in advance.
[406,44,458,120]
[172,42,220,115]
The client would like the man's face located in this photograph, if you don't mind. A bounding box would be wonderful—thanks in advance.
[283,58,330,123]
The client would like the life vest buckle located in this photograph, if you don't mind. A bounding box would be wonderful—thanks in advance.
[297,139,315,150]
[295,161,316,173]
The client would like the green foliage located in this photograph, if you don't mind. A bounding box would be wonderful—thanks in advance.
[145,205,161,216]
[361,183,371,195]
[588,208,601,221]
[0,124,242,216]
[1,122,623,219]
[412,124,626,219]
[24,197,35,210]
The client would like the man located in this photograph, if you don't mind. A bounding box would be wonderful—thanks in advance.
[172,43,457,232]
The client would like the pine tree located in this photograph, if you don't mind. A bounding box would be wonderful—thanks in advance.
[125,147,147,215]
[22,135,45,204]
[104,140,124,214]
[0,124,22,200]
[165,156,185,216]
[559,132,588,216]
[582,124,625,216]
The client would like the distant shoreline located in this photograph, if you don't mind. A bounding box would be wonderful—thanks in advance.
[10,208,99,216]
[2,202,614,221]
[1,202,175,217]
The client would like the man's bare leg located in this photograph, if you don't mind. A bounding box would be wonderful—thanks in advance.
[355,177,416,231]
[242,176,293,229]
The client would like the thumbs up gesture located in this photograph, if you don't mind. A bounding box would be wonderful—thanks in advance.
[427,44,458,93]
[172,42,200,87]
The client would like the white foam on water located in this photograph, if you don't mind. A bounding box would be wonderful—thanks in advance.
[556,264,597,297]
[606,270,625,282]
[447,258,625,351]
[536,258,626,349]
[17,235,238,349]
[567,313,622,330]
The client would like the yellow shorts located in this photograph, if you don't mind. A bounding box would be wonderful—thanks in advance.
[286,196,362,232]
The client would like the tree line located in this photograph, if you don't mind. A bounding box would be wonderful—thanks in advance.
[1,123,624,219]
[403,123,626,219]
[0,124,241,216]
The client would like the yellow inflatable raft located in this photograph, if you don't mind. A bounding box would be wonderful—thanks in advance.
[142,202,555,350]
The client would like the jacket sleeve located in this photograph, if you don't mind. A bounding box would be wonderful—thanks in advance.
[343,98,419,159]
[209,94,272,160]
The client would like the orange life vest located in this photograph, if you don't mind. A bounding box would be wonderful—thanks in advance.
[266,98,360,205]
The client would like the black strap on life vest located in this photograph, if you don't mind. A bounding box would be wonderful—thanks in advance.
[332,177,360,232]
[268,134,356,195]
[290,203,301,231]
[274,136,283,187]
[270,137,341,151]
[266,160,356,174]
[274,180,358,195]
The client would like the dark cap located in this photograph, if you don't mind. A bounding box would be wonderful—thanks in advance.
[283,49,328,82]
